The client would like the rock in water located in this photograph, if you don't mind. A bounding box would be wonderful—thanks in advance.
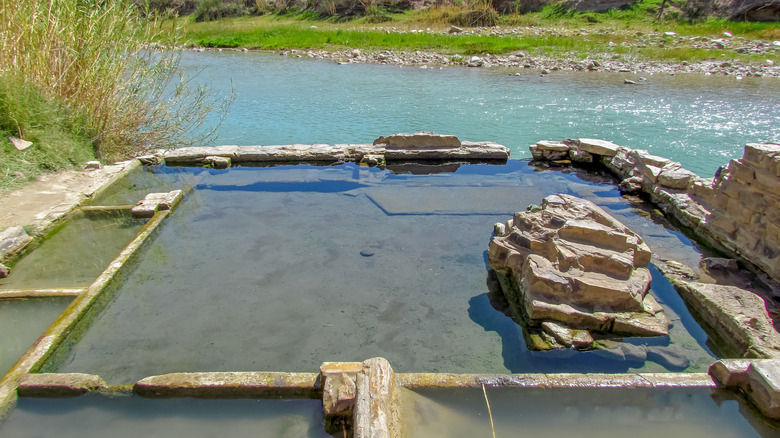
[488,194,669,350]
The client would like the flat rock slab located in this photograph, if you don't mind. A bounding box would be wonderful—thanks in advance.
[131,190,183,219]
[162,133,509,167]
[673,282,780,358]
[17,373,107,397]
[134,372,320,398]
[0,160,138,234]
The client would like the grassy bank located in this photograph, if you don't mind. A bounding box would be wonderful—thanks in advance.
[176,1,779,63]
[0,0,228,195]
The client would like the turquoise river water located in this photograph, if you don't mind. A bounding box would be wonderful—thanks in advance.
[180,50,780,176]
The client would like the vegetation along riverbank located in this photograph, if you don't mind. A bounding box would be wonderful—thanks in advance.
[0,0,230,195]
[172,0,779,75]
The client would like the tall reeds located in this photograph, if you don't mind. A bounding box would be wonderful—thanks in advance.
[0,0,230,161]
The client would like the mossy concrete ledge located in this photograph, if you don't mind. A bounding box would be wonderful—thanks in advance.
[0,288,85,299]
[17,373,107,397]
[158,132,509,167]
[0,207,175,419]
[396,372,714,388]
[133,372,321,398]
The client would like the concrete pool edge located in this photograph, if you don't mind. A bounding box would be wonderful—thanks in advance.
[0,206,177,420]
[0,159,140,266]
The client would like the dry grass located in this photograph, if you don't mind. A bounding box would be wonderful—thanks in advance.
[0,0,230,162]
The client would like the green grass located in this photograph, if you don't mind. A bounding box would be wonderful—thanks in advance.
[0,79,96,194]
[181,13,779,64]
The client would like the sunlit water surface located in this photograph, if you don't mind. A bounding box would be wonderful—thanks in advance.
[179,50,780,176]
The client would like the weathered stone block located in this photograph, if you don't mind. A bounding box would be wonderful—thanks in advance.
[743,143,780,168]
[131,190,183,219]
[17,373,107,397]
[577,138,620,156]
[206,156,230,169]
[374,132,460,150]
[728,159,756,184]
[658,167,696,189]
[747,360,780,419]
[632,149,671,168]
[673,282,780,358]
[354,358,398,438]
[709,359,753,387]
[321,362,362,417]
[531,141,569,160]
[642,164,662,184]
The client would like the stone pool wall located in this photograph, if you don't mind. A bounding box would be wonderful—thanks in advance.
[531,139,780,285]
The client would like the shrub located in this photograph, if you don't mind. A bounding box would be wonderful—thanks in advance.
[454,0,500,26]
[679,0,716,21]
[193,0,256,21]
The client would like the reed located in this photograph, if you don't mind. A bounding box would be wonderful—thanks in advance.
[0,0,230,163]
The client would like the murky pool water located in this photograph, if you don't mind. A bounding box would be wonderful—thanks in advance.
[0,297,72,376]
[402,386,780,437]
[0,214,146,290]
[50,162,715,382]
[0,396,329,438]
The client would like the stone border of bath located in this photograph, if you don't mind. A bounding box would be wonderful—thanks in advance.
[144,132,510,169]
[0,289,85,299]
[0,159,140,277]
[12,366,716,438]
[0,194,182,419]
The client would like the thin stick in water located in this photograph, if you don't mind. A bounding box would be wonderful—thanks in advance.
[482,383,496,438]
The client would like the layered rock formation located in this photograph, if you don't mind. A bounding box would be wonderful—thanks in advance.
[488,194,669,350]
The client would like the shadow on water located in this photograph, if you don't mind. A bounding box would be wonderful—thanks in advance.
[197,180,367,193]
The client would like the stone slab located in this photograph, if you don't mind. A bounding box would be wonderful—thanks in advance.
[134,372,321,398]
[577,138,620,156]
[17,373,107,397]
[0,160,139,234]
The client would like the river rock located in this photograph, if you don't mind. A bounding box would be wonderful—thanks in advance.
[0,226,32,261]
[488,194,669,350]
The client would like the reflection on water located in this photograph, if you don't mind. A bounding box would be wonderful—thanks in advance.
[0,297,72,375]
[0,396,330,438]
[52,162,715,382]
[0,214,146,290]
[178,50,780,176]
[402,387,780,438]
